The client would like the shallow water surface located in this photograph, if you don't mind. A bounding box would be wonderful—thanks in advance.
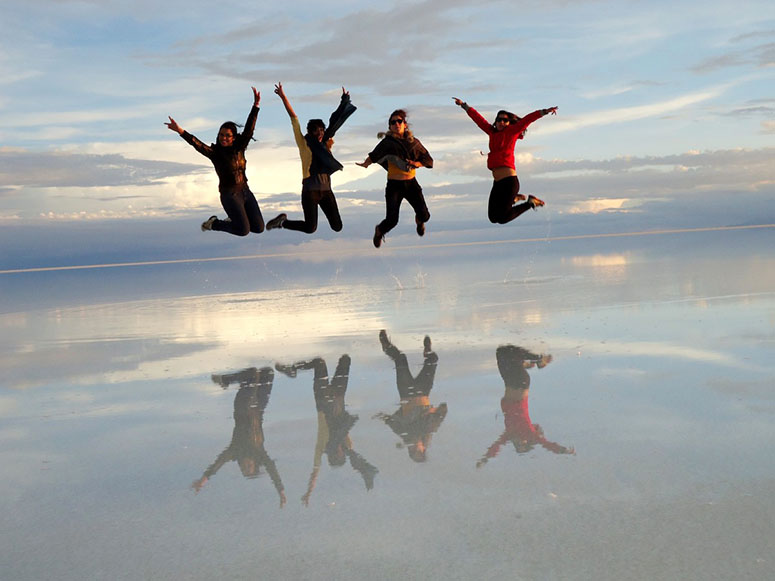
[2,229,774,580]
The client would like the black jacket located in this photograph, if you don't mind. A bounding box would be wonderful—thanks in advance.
[181,105,259,194]
[305,93,357,176]
[368,134,433,172]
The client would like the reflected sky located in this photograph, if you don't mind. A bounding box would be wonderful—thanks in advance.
[2,228,774,580]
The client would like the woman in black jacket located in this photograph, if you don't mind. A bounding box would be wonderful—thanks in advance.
[165,87,264,236]
[357,109,433,248]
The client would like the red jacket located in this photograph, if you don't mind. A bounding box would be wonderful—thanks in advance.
[466,106,544,171]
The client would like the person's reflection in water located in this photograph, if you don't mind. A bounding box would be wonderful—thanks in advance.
[192,367,286,507]
[374,330,447,463]
[477,345,574,468]
[274,355,378,506]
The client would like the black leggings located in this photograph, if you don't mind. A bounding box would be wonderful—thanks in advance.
[488,176,532,224]
[378,178,430,235]
[213,187,264,236]
[497,345,541,389]
[283,189,343,234]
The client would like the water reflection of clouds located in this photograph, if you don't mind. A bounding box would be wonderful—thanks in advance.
[2,231,773,581]
[2,337,216,390]
[0,287,392,389]
[550,337,744,368]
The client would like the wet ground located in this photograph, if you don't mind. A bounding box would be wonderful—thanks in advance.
[2,226,774,580]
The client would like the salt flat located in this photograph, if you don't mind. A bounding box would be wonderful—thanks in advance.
[1,226,773,580]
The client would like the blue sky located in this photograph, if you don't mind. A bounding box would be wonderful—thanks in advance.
[0,0,773,231]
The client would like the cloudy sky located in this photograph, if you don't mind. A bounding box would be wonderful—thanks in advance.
[0,0,773,234]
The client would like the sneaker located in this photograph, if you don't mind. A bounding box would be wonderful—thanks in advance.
[527,195,545,210]
[514,193,526,202]
[211,374,229,388]
[201,216,217,231]
[266,213,287,230]
[379,330,391,351]
[274,363,297,378]
[373,225,384,248]
[415,216,425,237]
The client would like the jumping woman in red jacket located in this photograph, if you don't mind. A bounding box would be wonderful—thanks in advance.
[453,97,557,225]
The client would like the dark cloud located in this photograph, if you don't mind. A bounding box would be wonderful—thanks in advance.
[730,29,775,43]
[146,0,492,97]
[690,33,775,73]
[428,147,775,208]
[723,106,775,117]
[0,150,207,189]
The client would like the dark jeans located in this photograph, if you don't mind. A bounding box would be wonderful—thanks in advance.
[497,345,541,390]
[283,189,343,234]
[488,176,532,224]
[377,178,430,235]
[381,341,438,400]
[213,187,264,236]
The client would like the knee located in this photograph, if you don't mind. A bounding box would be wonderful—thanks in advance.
[488,210,507,224]
[232,220,251,236]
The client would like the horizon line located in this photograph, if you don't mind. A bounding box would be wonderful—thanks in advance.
[1,224,773,275]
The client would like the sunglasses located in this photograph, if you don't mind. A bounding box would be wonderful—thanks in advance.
[496,117,510,123]
[389,118,406,125]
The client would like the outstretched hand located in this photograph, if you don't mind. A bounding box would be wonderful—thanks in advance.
[252,87,260,107]
[545,106,558,115]
[452,97,467,108]
[274,82,285,98]
[165,116,182,134]
[342,86,349,98]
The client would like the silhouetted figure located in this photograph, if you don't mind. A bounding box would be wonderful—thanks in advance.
[192,367,286,507]
[375,331,447,463]
[477,345,573,467]
[275,355,377,505]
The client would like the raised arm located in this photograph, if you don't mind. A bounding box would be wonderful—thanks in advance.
[510,106,558,136]
[324,87,357,141]
[166,116,213,158]
[165,116,184,136]
[274,82,297,118]
[453,97,492,134]
[452,97,469,111]
[190,445,233,492]
[236,87,261,148]
[476,431,510,468]
[275,82,307,157]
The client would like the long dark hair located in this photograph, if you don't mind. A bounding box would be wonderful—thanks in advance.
[217,121,254,144]
[381,109,414,142]
[491,110,522,131]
